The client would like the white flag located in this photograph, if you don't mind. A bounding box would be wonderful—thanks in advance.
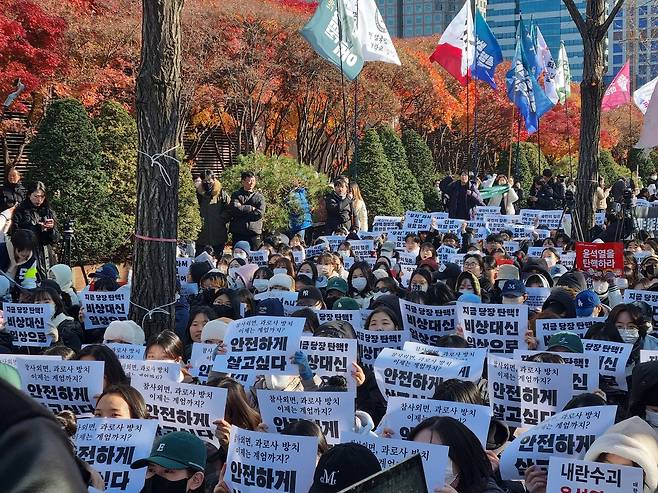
[345,0,401,65]
[633,76,658,115]
[555,41,571,104]
[536,27,558,104]
[635,83,658,148]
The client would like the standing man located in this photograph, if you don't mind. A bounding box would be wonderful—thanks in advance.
[230,171,265,250]
[325,176,353,234]
[439,171,485,220]
[196,170,230,257]
[0,167,25,211]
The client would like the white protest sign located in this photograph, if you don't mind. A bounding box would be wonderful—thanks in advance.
[224,426,317,493]
[525,287,552,310]
[374,348,475,400]
[82,291,130,330]
[190,342,216,383]
[0,353,62,368]
[214,316,304,375]
[511,224,535,240]
[499,405,617,480]
[515,350,599,394]
[313,309,364,330]
[357,231,382,241]
[403,211,432,231]
[624,289,658,325]
[104,343,146,361]
[386,229,416,249]
[75,418,158,492]
[448,253,465,269]
[535,317,604,349]
[435,218,465,234]
[257,390,354,445]
[342,432,449,491]
[254,291,299,316]
[131,376,227,446]
[120,359,181,382]
[318,235,346,251]
[436,245,458,266]
[582,339,633,391]
[475,206,502,218]
[379,396,491,445]
[304,243,329,259]
[292,250,305,265]
[399,300,456,346]
[348,240,375,257]
[527,246,545,258]
[397,251,418,266]
[458,302,528,354]
[561,252,576,270]
[4,302,54,347]
[504,241,520,255]
[16,359,104,416]
[372,215,402,232]
[402,342,486,381]
[539,210,566,230]
[299,336,357,390]
[640,349,658,362]
[354,325,404,368]
[248,250,269,266]
[535,229,551,240]
[546,457,644,493]
[520,209,542,226]
[487,355,573,428]
[176,257,192,283]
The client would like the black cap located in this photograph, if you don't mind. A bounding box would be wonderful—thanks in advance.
[308,443,382,493]
[435,262,461,281]
[297,287,323,304]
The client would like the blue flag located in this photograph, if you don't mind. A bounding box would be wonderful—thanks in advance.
[471,9,503,89]
[520,17,542,77]
[506,24,554,134]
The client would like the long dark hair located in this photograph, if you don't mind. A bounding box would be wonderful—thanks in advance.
[78,344,129,387]
[348,261,374,296]
[216,378,261,431]
[32,286,67,317]
[96,384,149,419]
[281,419,329,457]
[24,181,50,209]
[146,330,185,361]
[408,416,493,493]
[185,306,217,343]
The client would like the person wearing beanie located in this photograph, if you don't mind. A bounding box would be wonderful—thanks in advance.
[522,258,554,287]
[200,319,228,345]
[541,288,577,318]
[525,273,551,289]
[47,264,80,306]
[103,320,146,346]
[308,443,381,493]
[232,240,251,259]
[556,271,587,294]
[268,273,294,292]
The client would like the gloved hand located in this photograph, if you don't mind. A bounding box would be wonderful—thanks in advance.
[293,350,313,381]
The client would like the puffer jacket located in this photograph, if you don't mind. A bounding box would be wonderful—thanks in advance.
[229,188,266,237]
[197,181,230,246]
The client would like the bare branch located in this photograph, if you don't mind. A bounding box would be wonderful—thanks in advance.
[562,0,587,36]
[601,0,625,35]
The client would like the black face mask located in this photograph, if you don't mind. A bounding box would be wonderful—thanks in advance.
[214,304,234,318]
[203,182,213,193]
[141,475,189,493]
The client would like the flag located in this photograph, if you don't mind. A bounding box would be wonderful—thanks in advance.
[521,17,542,76]
[471,8,503,89]
[430,0,475,86]
[633,76,658,115]
[635,83,658,148]
[534,25,559,104]
[601,62,631,112]
[506,24,554,134]
[555,41,571,104]
[301,0,364,81]
[344,0,400,65]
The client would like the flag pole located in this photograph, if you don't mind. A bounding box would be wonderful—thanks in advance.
[508,105,515,179]
[473,23,479,178]
[352,0,360,178]
[536,119,542,177]
[336,0,351,170]
[466,75,470,174]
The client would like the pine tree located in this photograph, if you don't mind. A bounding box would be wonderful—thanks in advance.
[354,129,403,221]
[377,126,425,212]
[401,129,441,211]
[496,142,546,196]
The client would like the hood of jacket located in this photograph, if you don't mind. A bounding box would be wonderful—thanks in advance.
[48,264,73,290]
[629,360,658,415]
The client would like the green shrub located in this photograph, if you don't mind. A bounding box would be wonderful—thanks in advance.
[496,142,546,197]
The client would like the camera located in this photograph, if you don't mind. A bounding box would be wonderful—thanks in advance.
[623,189,633,208]
[63,218,75,238]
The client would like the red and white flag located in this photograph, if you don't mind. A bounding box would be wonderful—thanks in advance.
[602,62,631,112]
[636,82,658,149]
[429,0,475,86]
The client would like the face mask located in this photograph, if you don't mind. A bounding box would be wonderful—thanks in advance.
[618,328,640,345]
[592,280,609,295]
[652,175,657,181]
[444,459,458,487]
[339,251,350,258]
[234,252,248,261]
[543,257,556,269]
[502,296,521,304]
[372,291,386,300]
[459,289,474,295]
[273,268,287,276]
[214,305,234,318]
[253,279,269,292]
[645,409,658,427]
[141,475,189,493]
[352,277,368,292]
[411,283,427,292]
[316,277,328,289]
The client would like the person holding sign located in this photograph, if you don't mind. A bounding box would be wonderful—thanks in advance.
[33,286,84,351]
[131,431,206,493]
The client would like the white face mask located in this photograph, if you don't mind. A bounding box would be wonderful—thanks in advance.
[339,251,350,258]
[652,175,657,181]
[502,296,521,304]
[411,283,428,292]
[253,279,269,292]
[352,277,368,292]
[273,268,287,276]
[616,278,629,290]
[592,280,609,295]
[618,328,640,345]
[234,252,248,261]
[543,257,557,269]
[445,459,458,487]
[646,409,658,427]
[228,267,238,278]
[459,289,474,295]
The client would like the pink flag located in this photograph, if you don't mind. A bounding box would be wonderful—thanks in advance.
[429,0,475,86]
[602,62,631,112]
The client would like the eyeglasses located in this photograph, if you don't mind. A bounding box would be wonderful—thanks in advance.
[464,261,480,267]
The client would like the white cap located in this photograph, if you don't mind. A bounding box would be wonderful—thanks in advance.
[268,273,294,291]
[103,320,145,345]
[201,319,229,343]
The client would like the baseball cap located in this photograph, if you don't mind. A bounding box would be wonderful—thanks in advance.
[333,297,360,310]
[549,264,568,279]
[325,277,348,295]
[575,290,600,317]
[497,264,520,281]
[308,443,381,493]
[90,263,119,280]
[546,331,584,353]
[380,241,396,254]
[297,287,323,305]
[131,431,206,472]
[435,262,461,281]
[502,279,526,297]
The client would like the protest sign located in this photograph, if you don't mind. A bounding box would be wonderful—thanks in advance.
[515,350,599,394]
[575,242,624,275]
[546,457,644,493]
[379,396,491,445]
[343,256,355,270]
[488,355,573,428]
[292,250,305,265]
[339,454,427,493]
[299,336,357,390]
[526,287,552,310]
[224,426,317,493]
[82,291,130,330]
[257,390,354,445]
[104,343,146,361]
[511,224,535,241]
[349,240,375,258]
[16,359,104,416]
[435,245,458,266]
[353,325,404,368]
[527,246,545,258]
[248,250,269,266]
[75,418,158,492]
[131,376,227,446]
[457,302,528,354]
[403,211,432,231]
[448,253,465,269]
[624,289,658,325]
[214,316,304,375]
[4,302,54,347]
[402,342,486,380]
[520,209,542,226]
[504,241,520,255]
[176,257,192,284]
[640,349,658,362]
[374,348,475,400]
[499,405,617,480]
[582,339,633,391]
[535,229,551,240]
[539,210,565,230]
[535,317,603,349]
[314,309,364,330]
[372,216,402,232]
[318,235,346,251]
[399,300,456,346]
[357,231,382,241]
[561,252,577,270]
[397,251,418,266]
[189,342,216,383]
[304,243,329,259]
[475,206,502,218]
[120,359,181,382]
[399,264,414,288]
[386,229,415,250]
[254,291,299,316]
[0,353,61,368]
[341,431,449,491]
[435,218,465,234]
[484,214,509,233]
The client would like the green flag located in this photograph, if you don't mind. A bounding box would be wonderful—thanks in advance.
[301,0,364,81]
[555,41,571,104]
[478,184,510,201]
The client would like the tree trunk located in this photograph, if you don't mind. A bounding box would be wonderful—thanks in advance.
[131,0,184,339]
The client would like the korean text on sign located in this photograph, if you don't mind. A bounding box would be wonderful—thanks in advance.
[4,302,54,347]
[82,291,130,330]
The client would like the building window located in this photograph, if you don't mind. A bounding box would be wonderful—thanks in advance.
[613,54,623,65]
[613,44,622,53]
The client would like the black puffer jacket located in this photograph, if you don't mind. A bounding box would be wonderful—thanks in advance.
[0,182,25,210]
[325,191,353,234]
[229,188,265,237]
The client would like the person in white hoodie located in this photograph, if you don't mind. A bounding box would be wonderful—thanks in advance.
[487,174,518,216]
[47,264,80,306]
